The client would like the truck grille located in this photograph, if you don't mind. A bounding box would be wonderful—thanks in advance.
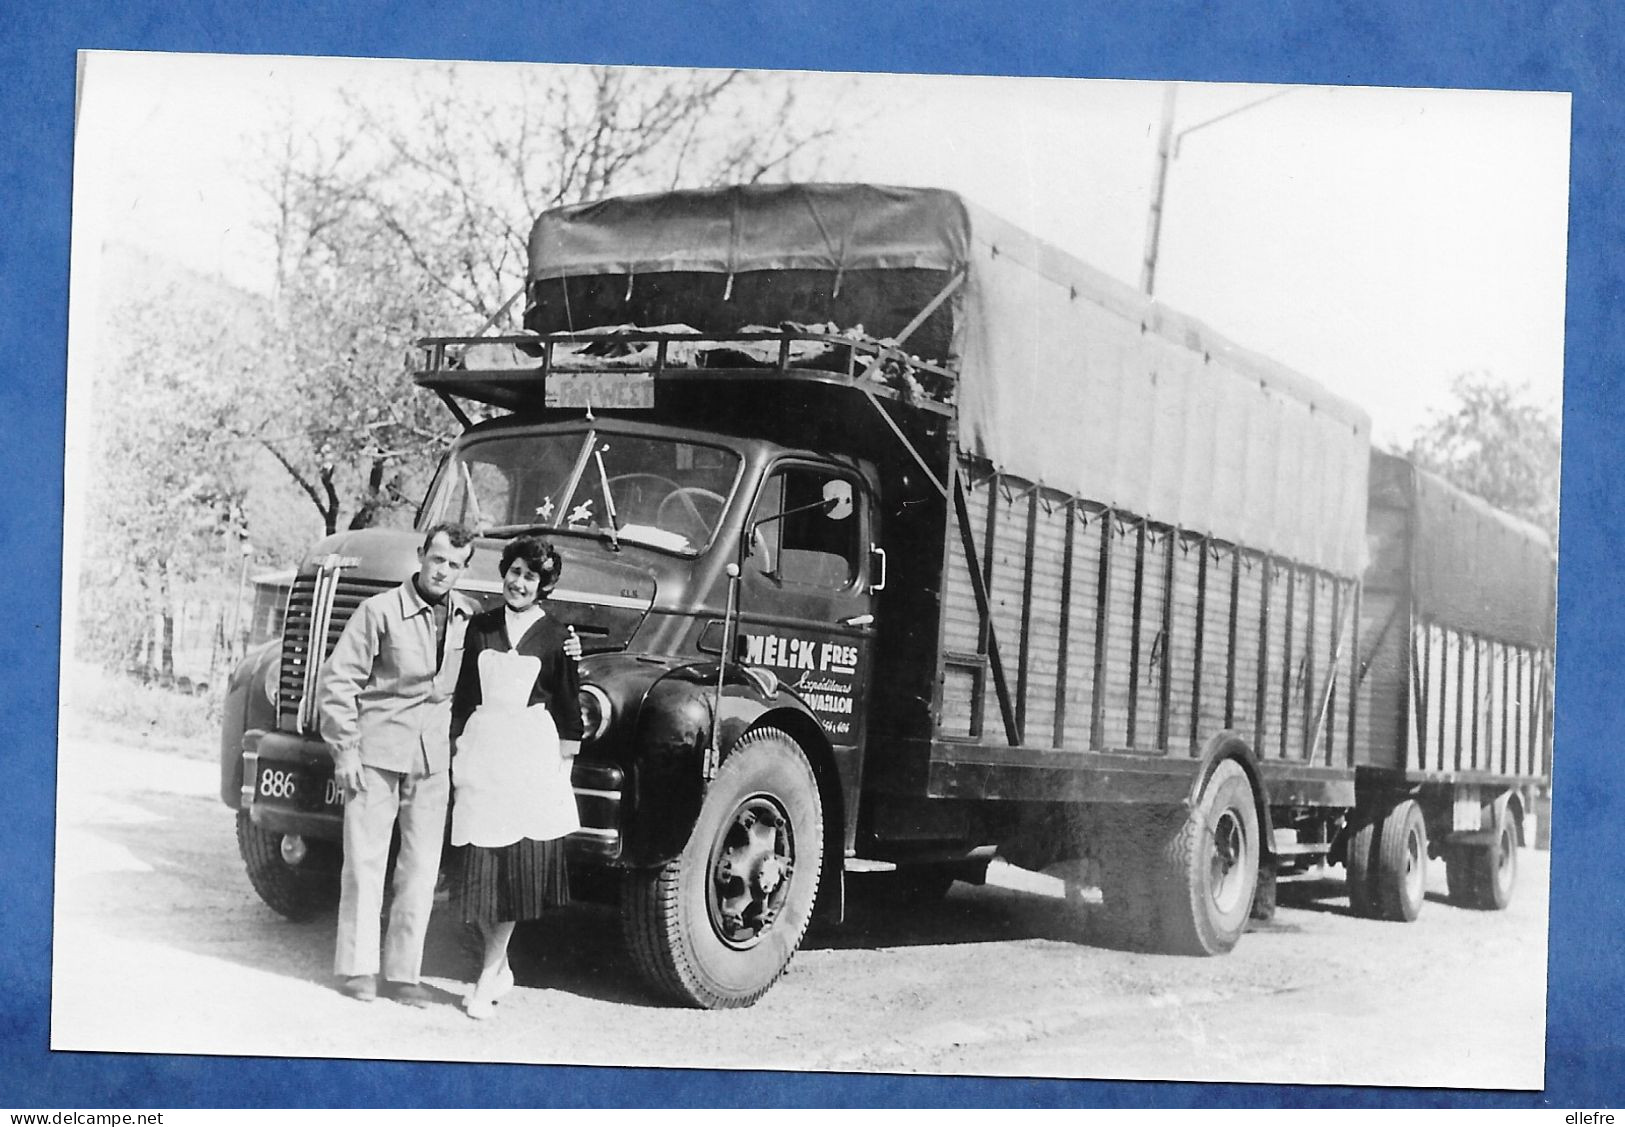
[276,571,397,733]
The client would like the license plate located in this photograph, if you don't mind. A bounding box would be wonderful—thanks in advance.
[255,763,345,812]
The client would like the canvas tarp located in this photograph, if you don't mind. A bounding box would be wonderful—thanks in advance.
[1370,451,1556,649]
[527,183,1372,576]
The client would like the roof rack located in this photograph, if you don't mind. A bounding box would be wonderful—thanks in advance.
[412,329,958,417]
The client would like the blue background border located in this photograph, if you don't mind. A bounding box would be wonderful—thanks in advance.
[3,0,1619,1108]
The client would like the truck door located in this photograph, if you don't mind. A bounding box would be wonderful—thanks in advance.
[736,461,877,751]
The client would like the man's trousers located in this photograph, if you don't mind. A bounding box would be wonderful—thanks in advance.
[334,764,450,982]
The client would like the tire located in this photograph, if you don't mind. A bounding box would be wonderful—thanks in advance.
[1345,818,1377,917]
[619,727,824,1008]
[236,812,340,922]
[1350,799,1428,922]
[1157,759,1260,956]
[1447,802,1518,911]
[1249,862,1278,923]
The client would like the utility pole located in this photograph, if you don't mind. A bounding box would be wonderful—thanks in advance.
[1140,83,1178,298]
[1140,85,1301,298]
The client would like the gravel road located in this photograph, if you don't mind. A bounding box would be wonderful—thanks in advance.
[51,712,1548,1089]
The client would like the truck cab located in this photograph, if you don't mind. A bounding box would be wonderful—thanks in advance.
[223,336,936,1009]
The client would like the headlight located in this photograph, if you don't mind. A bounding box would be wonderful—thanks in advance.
[578,683,613,743]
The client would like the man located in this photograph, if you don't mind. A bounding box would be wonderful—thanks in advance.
[316,523,478,1005]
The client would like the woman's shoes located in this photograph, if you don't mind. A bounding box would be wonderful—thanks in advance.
[464,960,515,1019]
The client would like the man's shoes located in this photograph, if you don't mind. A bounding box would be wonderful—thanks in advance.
[386,981,435,1008]
[339,974,378,1002]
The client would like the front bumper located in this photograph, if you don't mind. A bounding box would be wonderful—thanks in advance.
[239,729,626,858]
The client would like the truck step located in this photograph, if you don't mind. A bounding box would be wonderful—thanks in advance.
[844,858,899,873]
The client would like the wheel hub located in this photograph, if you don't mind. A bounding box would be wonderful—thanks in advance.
[1209,810,1247,914]
[709,796,795,949]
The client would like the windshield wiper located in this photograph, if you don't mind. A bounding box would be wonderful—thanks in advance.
[592,443,621,551]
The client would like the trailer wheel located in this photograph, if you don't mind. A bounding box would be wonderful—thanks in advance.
[1157,759,1259,956]
[236,812,339,921]
[619,727,823,1009]
[1349,800,1428,922]
[1447,803,1518,910]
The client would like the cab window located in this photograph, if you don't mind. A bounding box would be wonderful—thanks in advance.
[752,466,862,589]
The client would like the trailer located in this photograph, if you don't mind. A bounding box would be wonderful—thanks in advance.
[222,183,1555,1007]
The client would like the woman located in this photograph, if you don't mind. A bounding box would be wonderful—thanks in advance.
[449,534,584,1018]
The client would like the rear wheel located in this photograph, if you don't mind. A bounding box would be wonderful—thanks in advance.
[620,727,824,1008]
[1447,802,1518,910]
[236,812,340,921]
[1157,759,1259,956]
[1349,800,1428,922]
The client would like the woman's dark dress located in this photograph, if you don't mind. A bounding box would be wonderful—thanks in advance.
[450,605,584,925]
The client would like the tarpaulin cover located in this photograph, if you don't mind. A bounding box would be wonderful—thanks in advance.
[1371,451,1556,649]
[528,183,1372,576]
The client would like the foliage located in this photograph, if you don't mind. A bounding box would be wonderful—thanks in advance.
[1403,373,1561,540]
[80,275,257,671]
[250,65,838,535]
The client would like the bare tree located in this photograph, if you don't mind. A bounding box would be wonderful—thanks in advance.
[252,64,840,534]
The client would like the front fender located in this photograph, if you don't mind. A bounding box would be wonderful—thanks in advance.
[612,661,825,867]
[219,641,280,809]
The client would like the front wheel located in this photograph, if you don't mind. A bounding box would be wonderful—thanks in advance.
[1157,759,1260,956]
[236,812,340,921]
[620,727,824,1008]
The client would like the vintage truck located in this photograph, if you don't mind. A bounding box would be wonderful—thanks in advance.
[221,183,1555,1007]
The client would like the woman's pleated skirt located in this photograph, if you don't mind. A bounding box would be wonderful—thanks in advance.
[458,836,570,925]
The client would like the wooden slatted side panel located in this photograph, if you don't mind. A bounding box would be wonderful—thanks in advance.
[1353,591,1396,771]
[1197,546,1235,750]
[1025,496,1070,746]
[1332,583,1361,768]
[1130,527,1171,751]
[1417,623,1442,772]
[1164,535,1202,756]
[1510,646,1527,776]
[1059,508,1105,749]
[1098,519,1138,748]
[1231,552,1266,748]
[936,459,1383,772]
[1280,565,1313,760]
[1404,624,1552,782]
[985,480,1031,737]
[1257,560,1289,760]
[1480,639,1500,775]
[1305,572,1339,763]
[940,474,988,739]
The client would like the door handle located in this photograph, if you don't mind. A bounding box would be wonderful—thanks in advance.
[870,545,887,593]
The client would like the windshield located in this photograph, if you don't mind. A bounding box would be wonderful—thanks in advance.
[422,430,741,556]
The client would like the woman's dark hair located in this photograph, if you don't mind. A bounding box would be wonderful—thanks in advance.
[499,535,562,594]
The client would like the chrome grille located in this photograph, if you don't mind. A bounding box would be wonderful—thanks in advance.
[276,571,397,733]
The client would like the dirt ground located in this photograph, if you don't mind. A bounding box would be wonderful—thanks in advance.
[50,710,1549,1090]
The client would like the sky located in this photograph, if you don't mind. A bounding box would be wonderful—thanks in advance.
[71,51,1570,448]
